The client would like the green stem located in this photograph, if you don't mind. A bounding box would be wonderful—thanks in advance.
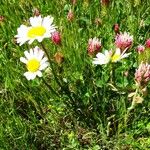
[42,77,60,98]
[41,43,62,87]
[124,86,139,127]
[41,43,75,103]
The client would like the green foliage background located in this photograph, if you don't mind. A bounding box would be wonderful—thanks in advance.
[0,0,150,149]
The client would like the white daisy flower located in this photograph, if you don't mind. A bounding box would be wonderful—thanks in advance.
[15,15,56,46]
[111,48,131,62]
[93,50,111,65]
[20,46,49,80]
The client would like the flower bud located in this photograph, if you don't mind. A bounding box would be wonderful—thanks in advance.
[145,38,150,48]
[67,10,74,21]
[33,8,40,16]
[51,31,61,45]
[101,0,110,5]
[0,16,4,23]
[136,45,145,53]
[54,52,64,64]
[113,23,119,34]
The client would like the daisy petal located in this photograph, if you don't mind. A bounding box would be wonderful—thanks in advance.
[24,51,31,60]
[30,15,42,27]
[39,63,49,70]
[20,57,27,64]
[36,71,42,77]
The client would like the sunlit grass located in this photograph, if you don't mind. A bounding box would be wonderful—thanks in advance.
[0,0,150,149]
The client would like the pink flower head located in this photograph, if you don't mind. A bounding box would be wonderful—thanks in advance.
[135,62,150,86]
[51,31,61,45]
[145,38,150,48]
[88,37,101,55]
[115,32,133,51]
[136,45,145,53]
[67,10,74,21]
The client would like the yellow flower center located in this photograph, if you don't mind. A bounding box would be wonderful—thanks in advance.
[111,54,120,62]
[27,59,40,72]
[27,26,46,38]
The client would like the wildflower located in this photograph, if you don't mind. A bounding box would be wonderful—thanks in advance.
[93,50,111,65]
[111,48,131,62]
[67,10,74,21]
[145,38,150,48]
[135,62,150,86]
[20,46,49,80]
[115,32,133,50]
[15,15,56,46]
[88,37,101,55]
[136,45,145,53]
[101,0,110,5]
[51,31,61,45]
[113,23,119,34]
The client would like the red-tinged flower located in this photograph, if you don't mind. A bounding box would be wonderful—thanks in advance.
[113,23,119,34]
[51,31,61,45]
[135,62,150,86]
[136,45,145,53]
[0,16,4,22]
[145,38,150,48]
[67,10,74,21]
[88,37,101,55]
[115,32,133,51]
[101,0,110,5]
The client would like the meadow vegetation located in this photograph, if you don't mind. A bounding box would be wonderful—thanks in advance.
[0,0,150,149]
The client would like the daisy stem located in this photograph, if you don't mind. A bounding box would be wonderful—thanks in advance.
[41,43,62,88]
[42,77,60,98]
[41,43,75,103]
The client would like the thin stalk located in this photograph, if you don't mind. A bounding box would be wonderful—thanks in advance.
[124,86,139,127]
[41,43,75,103]
[42,77,60,98]
[41,43,62,87]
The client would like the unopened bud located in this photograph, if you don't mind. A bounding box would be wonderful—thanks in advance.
[51,31,61,45]
[33,8,40,16]
[145,39,150,48]
[67,10,74,21]
[101,0,110,6]
[136,45,145,53]
[113,23,119,34]
[0,16,4,22]
[54,52,64,64]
